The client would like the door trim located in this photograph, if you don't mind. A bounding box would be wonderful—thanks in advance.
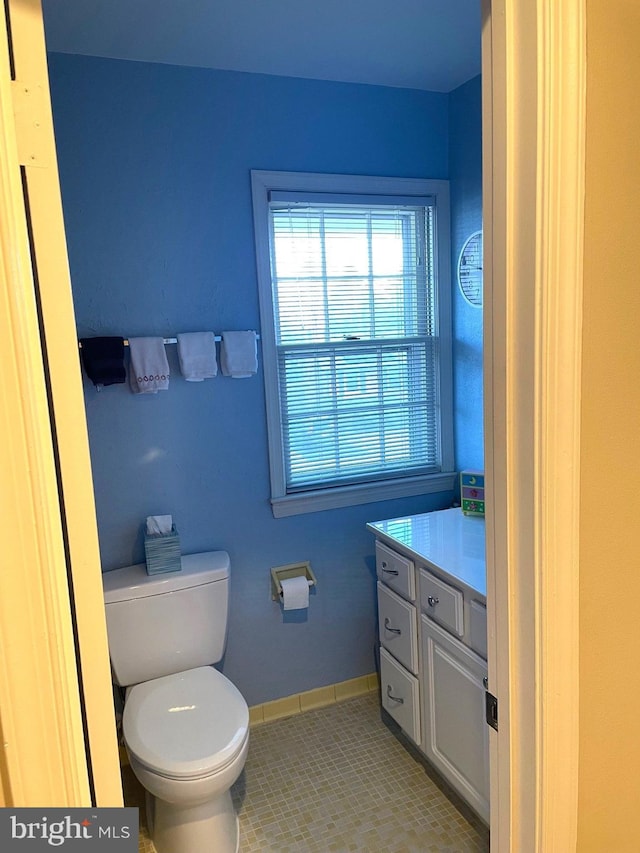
[0,3,90,805]
[483,1,585,849]
[0,0,122,806]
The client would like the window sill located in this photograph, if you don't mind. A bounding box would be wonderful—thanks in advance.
[270,472,457,518]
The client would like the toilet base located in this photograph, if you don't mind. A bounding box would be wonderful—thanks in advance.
[149,789,239,853]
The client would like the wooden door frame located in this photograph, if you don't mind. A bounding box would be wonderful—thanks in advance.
[483,1,585,849]
[0,0,122,806]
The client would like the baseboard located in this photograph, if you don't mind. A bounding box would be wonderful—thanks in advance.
[250,672,380,726]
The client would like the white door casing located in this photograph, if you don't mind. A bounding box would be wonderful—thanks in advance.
[0,0,122,806]
[483,1,585,850]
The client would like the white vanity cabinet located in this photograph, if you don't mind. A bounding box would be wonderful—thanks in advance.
[369,508,490,824]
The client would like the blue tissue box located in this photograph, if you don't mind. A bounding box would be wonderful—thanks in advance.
[144,525,182,575]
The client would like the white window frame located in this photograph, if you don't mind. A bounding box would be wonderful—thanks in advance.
[251,170,455,518]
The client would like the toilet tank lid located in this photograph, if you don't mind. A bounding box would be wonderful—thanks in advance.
[102,551,230,604]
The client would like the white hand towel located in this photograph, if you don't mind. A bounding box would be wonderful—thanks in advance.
[220,331,258,378]
[128,337,170,394]
[177,332,218,381]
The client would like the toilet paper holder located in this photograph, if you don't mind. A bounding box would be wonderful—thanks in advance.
[271,561,317,601]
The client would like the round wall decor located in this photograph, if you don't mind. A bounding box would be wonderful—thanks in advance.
[457,230,483,307]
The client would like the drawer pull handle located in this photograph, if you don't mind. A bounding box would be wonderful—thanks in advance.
[386,685,404,704]
[384,617,401,635]
[427,595,439,607]
[381,563,399,575]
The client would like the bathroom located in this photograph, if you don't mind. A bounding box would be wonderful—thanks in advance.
[42,0,484,849]
[10,0,640,849]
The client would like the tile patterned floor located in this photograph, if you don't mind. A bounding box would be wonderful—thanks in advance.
[123,692,489,852]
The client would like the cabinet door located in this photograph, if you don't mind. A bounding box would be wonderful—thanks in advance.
[420,614,489,822]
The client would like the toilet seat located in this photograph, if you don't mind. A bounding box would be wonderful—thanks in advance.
[123,665,249,781]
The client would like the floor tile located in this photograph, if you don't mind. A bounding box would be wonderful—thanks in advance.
[123,692,490,852]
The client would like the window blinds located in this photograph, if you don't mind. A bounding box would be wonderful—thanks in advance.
[268,202,440,491]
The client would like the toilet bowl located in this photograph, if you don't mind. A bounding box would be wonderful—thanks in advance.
[123,666,249,853]
[102,551,249,853]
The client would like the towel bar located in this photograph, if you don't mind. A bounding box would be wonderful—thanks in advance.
[78,334,260,348]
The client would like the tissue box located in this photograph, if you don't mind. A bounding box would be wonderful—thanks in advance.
[144,524,182,575]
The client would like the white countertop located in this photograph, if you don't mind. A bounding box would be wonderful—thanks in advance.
[367,507,486,599]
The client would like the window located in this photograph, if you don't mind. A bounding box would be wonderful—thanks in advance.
[251,171,454,517]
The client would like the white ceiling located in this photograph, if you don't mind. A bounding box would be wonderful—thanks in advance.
[42,0,481,93]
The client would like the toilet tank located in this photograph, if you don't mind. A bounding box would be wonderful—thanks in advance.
[102,551,230,687]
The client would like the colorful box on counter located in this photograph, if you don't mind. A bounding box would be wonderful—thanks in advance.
[460,470,485,516]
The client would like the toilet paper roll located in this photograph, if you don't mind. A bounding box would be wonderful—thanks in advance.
[280,575,310,610]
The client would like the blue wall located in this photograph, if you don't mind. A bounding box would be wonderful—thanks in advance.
[449,75,484,472]
[48,54,481,706]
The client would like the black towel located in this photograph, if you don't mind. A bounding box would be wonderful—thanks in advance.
[80,336,126,387]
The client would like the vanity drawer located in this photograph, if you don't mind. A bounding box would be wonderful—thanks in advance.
[419,568,464,637]
[376,540,415,601]
[380,646,421,746]
[469,599,487,659]
[377,582,419,675]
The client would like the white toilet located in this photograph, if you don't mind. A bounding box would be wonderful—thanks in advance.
[102,551,249,853]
